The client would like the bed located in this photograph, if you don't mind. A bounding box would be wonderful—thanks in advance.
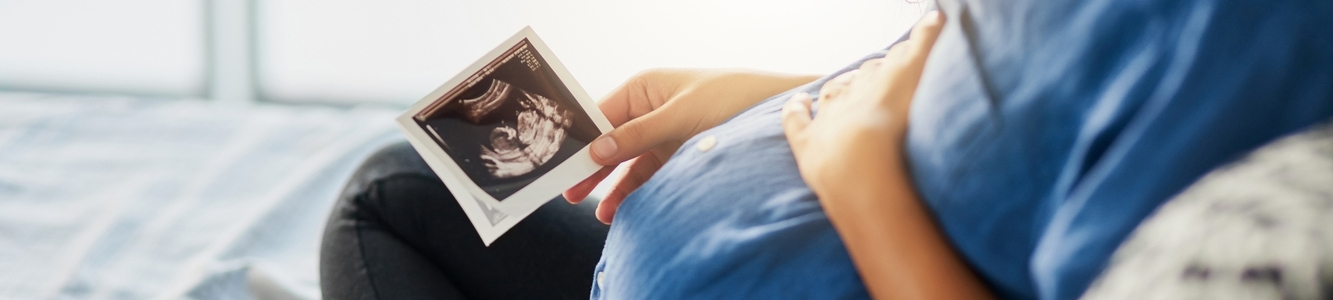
[0,92,402,300]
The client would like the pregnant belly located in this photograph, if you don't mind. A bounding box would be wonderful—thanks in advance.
[591,94,870,299]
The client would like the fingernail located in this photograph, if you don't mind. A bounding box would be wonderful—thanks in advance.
[792,92,811,101]
[927,10,943,22]
[591,136,618,160]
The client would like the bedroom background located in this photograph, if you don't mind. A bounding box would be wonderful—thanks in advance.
[0,0,925,299]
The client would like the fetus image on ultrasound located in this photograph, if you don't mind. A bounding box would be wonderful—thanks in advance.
[471,79,573,179]
[413,39,599,201]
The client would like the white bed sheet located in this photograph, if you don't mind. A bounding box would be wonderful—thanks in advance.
[0,93,403,300]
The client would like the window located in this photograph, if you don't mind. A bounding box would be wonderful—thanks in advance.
[0,0,206,97]
[1,0,925,105]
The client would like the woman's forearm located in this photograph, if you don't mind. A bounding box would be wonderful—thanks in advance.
[820,134,993,300]
[722,69,821,94]
[701,69,821,106]
[778,10,978,299]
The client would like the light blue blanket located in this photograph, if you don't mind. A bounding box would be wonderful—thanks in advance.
[0,93,402,300]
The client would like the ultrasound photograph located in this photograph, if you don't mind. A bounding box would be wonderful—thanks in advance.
[413,39,600,201]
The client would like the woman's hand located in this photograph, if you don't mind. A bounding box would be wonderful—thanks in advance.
[782,12,943,197]
[782,11,994,300]
[564,69,819,224]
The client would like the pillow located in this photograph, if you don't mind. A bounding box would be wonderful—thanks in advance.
[1083,119,1333,300]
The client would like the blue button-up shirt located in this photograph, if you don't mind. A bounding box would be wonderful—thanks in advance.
[591,0,1333,298]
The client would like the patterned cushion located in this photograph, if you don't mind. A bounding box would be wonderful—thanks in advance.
[1083,119,1333,299]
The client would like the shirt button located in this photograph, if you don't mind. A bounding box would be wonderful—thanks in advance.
[597,271,606,289]
[696,135,717,152]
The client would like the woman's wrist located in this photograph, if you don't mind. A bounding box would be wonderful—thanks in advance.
[717,69,821,98]
[811,125,907,200]
[818,152,906,204]
[815,140,994,300]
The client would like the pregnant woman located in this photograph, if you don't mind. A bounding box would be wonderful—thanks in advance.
[319,0,1333,298]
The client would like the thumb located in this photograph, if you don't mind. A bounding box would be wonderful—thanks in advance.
[905,10,946,65]
[589,108,685,165]
[781,92,814,151]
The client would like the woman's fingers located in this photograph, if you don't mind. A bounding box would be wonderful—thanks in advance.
[859,58,884,70]
[781,92,815,154]
[819,70,858,104]
[858,10,946,111]
[905,11,946,69]
[589,105,690,165]
[596,75,648,127]
[884,42,911,67]
[576,69,686,207]
[589,70,686,167]
[596,151,667,223]
[870,11,945,80]
[563,166,616,204]
[596,70,675,127]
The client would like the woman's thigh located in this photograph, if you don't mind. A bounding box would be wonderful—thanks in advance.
[321,141,609,300]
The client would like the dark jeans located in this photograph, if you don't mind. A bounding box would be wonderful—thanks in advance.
[320,142,609,300]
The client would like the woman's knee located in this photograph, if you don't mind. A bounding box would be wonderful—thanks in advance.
[326,141,439,228]
[337,141,434,201]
